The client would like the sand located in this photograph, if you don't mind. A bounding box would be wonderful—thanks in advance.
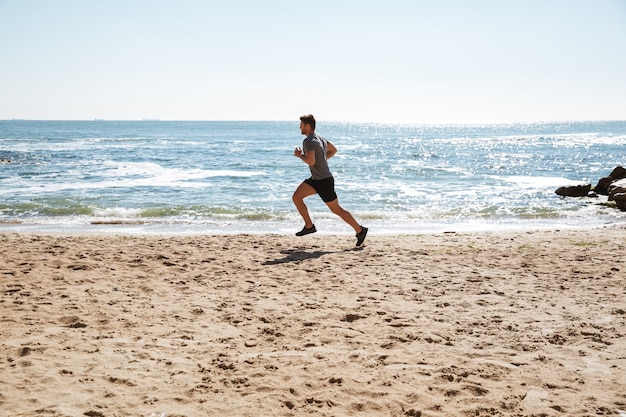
[1,228,625,417]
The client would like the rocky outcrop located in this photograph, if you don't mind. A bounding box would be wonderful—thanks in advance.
[594,166,626,195]
[555,166,626,211]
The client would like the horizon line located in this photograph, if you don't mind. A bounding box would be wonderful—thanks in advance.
[2,118,626,125]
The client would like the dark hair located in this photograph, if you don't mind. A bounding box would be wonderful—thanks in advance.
[299,114,316,130]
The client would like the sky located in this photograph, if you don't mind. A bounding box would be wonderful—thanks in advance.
[1,0,625,123]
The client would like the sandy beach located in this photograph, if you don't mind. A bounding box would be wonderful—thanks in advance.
[1,228,625,417]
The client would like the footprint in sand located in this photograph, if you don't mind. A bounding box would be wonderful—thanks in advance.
[59,316,88,328]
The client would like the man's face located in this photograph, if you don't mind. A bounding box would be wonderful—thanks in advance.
[300,121,307,135]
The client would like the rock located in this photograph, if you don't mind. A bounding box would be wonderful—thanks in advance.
[608,178,626,201]
[594,165,626,195]
[614,194,626,211]
[555,184,591,197]
[608,166,626,179]
[595,176,615,195]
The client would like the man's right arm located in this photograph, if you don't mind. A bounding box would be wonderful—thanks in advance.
[294,146,315,166]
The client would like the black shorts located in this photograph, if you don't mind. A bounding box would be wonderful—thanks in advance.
[305,176,338,203]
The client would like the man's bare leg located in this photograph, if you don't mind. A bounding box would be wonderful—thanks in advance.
[325,199,361,233]
[292,182,317,228]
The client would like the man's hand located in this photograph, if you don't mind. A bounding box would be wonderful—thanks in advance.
[294,146,315,166]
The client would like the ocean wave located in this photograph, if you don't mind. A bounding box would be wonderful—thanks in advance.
[2,120,626,234]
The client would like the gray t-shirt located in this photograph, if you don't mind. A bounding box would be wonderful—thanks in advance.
[303,133,333,180]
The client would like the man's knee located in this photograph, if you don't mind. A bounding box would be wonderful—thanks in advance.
[327,201,343,215]
[292,192,306,205]
[293,183,316,203]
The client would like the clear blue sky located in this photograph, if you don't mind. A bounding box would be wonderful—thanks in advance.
[1,0,625,122]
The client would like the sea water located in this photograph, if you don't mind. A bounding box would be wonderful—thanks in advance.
[1,120,625,235]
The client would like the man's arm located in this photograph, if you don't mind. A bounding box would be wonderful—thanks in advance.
[326,142,337,159]
[294,146,315,166]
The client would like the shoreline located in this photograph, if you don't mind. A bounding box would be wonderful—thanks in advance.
[1,229,625,416]
[1,218,625,237]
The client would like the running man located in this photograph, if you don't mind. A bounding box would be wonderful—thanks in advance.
[292,114,368,246]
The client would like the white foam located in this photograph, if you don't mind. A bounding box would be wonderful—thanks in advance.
[92,207,143,218]
[0,161,266,194]
[501,176,585,188]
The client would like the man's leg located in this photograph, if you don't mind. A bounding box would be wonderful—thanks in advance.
[292,182,317,228]
[325,199,361,233]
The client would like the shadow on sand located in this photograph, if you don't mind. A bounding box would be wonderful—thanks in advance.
[262,246,363,265]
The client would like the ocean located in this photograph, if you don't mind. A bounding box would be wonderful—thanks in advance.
[1,120,625,235]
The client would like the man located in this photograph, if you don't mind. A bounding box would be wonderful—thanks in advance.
[292,114,368,246]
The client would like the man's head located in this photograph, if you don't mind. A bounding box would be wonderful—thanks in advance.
[299,114,316,135]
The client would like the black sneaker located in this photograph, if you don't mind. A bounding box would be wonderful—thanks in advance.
[295,225,317,236]
[355,226,368,246]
